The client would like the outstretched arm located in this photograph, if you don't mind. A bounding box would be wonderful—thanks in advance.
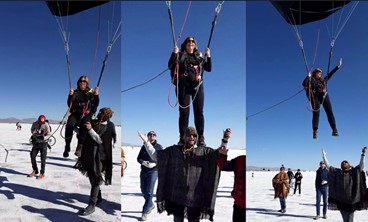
[359,147,367,171]
[322,148,330,168]
[325,57,342,81]
[138,131,157,161]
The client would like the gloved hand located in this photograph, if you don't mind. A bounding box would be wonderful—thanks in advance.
[142,161,157,168]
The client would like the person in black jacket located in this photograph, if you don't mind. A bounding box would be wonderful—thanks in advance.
[63,75,99,158]
[75,107,116,216]
[293,169,303,195]
[168,37,212,146]
[28,115,51,179]
[302,58,342,139]
[137,130,163,221]
[314,161,329,220]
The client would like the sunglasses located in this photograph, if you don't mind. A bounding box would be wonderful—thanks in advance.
[79,80,87,83]
[187,39,195,43]
[186,134,197,138]
[148,134,156,137]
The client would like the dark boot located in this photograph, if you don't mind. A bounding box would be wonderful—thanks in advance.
[177,136,184,145]
[197,135,206,146]
[313,130,318,139]
[332,128,339,136]
[82,204,95,216]
[75,144,83,157]
[63,145,70,158]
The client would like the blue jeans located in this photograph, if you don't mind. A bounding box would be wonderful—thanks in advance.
[316,186,328,216]
[279,196,286,209]
[140,169,158,214]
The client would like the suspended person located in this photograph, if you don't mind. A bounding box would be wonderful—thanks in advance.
[63,75,99,158]
[28,115,51,179]
[137,131,163,221]
[74,107,116,216]
[217,129,245,222]
[302,58,342,139]
[141,126,229,222]
[272,166,289,213]
[322,147,367,222]
[314,161,329,220]
[168,37,212,146]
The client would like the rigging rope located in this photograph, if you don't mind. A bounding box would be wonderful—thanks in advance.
[246,88,304,121]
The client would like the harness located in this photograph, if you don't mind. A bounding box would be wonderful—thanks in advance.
[171,51,204,86]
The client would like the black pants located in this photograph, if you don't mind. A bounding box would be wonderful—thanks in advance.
[294,182,301,194]
[30,143,48,174]
[88,171,102,205]
[233,203,245,222]
[177,84,204,137]
[64,114,92,152]
[311,93,336,131]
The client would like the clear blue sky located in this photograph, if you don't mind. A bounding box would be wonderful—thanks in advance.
[122,2,246,149]
[247,2,368,170]
[0,2,121,124]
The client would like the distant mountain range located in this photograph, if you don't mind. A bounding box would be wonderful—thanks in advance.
[0,117,62,124]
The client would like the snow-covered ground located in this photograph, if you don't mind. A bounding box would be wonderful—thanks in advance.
[122,146,245,222]
[247,171,367,222]
[0,123,121,222]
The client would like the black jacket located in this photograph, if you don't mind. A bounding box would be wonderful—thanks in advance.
[67,88,99,116]
[137,141,163,172]
[302,65,339,95]
[168,51,212,86]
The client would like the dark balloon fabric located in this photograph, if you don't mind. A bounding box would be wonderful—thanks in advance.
[271,1,350,25]
[46,1,109,16]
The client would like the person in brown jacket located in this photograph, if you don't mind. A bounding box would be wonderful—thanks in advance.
[272,166,289,213]
[121,147,125,177]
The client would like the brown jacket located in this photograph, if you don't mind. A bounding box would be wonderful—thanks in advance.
[273,171,289,198]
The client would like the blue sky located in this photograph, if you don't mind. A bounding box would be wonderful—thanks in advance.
[247,2,368,170]
[0,2,121,124]
[122,2,246,149]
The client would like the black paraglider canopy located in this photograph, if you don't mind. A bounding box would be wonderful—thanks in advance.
[46,1,109,16]
[271,1,351,25]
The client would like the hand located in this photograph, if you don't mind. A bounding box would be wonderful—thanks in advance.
[223,128,232,141]
[338,57,342,68]
[218,146,228,155]
[94,86,99,95]
[205,48,211,57]
[308,72,311,77]
[69,89,74,95]
[362,147,367,155]
[173,46,179,54]
[137,131,148,144]
[142,161,157,168]
[85,122,92,130]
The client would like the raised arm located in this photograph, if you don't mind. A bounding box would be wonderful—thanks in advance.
[325,57,342,81]
[359,147,367,171]
[322,148,330,168]
[138,131,157,161]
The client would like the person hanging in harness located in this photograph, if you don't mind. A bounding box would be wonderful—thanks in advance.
[168,36,212,146]
[63,75,99,158]
[302,58,342,139]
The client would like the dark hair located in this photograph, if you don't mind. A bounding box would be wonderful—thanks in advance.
[180,36,199,53]
[312,68,323,77]
[77,75,90,88]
